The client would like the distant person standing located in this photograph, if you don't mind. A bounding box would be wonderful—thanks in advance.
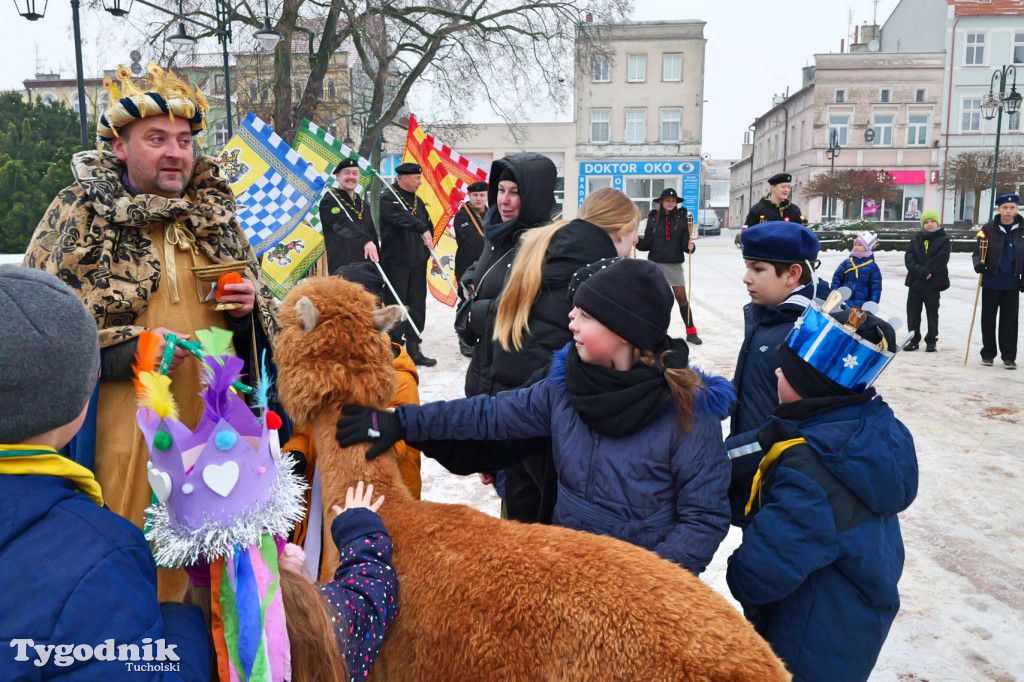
[453,181,488,356]
[637,187,701,344]
[321,158,379,274]
[380,162,437,367]
[904,211,950,352]
[973,194,1023,369]
[744,173,807,227]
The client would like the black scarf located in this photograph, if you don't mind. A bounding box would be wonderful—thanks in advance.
[563,339,687,438]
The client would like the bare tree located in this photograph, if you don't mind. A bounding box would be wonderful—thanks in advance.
[803,169,899,217]
[941,150,1024,224]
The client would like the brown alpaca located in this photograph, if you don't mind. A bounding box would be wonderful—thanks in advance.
[274,276,791,682]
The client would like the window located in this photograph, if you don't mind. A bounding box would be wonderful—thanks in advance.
[327,80,336,100]
[907,114,928,146]
[625,109,646,143]
[903,190,924,221]
[70,94,88,117]
[627,55,646,82]
[662,53,682,82]
[860,188,904,222]
[1014,31,1024,65]
[916,89,926,103]
[962,98,981,132]
[249,83,257,101]
[214,74,224,94]
[829,114,850,146]
[39,92,58,106]
[660,108,681,142]
[835,89,846,103]
[587,177,612,194]
[872,115,893,146]
[590,109,610,143]
[213,121,228,148]
[593,56,610,82]
[965,33,985,65]
[625,177,679,215]
[880,89,891,103]
[1008,110,1021,132]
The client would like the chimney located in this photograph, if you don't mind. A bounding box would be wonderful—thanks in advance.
[854,25,859,44]
[841,38,845,53]
[585,13,593,22]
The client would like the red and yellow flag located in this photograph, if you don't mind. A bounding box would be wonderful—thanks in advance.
[402,114,488,306]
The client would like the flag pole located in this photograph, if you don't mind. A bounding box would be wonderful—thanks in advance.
[373,261,422,339]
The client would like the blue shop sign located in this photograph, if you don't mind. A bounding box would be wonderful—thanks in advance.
[578,159,701,210]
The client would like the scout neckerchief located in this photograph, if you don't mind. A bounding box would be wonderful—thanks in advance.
[0,444,104,506]
[465,203,484,237]
[843,257,875,279]
[332,187,365,221]
[759,193,792,223]
[745,437,807,514]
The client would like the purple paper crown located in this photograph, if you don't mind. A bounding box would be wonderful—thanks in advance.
[138,354,305,568]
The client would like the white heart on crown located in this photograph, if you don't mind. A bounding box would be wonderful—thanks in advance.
[147,467,173,504]
[203,461,240,498]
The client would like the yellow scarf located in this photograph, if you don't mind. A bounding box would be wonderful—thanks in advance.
[843,258,874,279]
[0,444,104,506]
[745,438,807,515]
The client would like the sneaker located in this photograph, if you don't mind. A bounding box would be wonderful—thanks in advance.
[904,342,920,352]
[1005,360,1018,370]
[686,333,703,345]
[981,358,995,366]
[925,343,937,353]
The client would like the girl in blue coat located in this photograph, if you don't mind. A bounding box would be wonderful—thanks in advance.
[830,233,882,309]
[727,307,918,682]
[338,258,734,574]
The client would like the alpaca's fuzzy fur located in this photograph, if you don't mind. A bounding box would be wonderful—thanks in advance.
[275,277,791,681]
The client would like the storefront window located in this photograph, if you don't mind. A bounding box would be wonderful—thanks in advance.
[625,177,679,215]
[903,189,924,221]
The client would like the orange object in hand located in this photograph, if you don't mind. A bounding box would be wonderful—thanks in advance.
[216,272,245,301]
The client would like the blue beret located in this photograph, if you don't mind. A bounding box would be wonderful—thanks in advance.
[741,222,820,263]
[995,193,1020,206]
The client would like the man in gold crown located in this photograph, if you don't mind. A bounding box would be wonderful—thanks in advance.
[24,64,280,599]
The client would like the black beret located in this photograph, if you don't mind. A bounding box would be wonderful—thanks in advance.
[653,187,680,204]
[467,181,488,193]
[395,162,422,175]
[333,157,360,174]
[768,173,792,185]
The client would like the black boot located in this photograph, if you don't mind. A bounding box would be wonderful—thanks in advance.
[458,340,474,358]
[407,340,437,367]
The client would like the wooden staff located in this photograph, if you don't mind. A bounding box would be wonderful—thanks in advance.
[687,212,694,328]
[964,231,989,366]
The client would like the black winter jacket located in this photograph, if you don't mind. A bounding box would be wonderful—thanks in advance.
[379,184,432,267]
[464,152,558,398]
[637,206,693,263]
[744,196,807,226]
[453,203,485,286]
[973,214,1024,291]
[320,188,378,274]
[904,228,951,291]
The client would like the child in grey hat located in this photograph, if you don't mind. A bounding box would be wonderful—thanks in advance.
[0,265,210,679]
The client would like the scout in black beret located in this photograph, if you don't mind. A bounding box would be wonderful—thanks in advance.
[768,173,792,186]
[333,157,360,174]
[467,181,488,193]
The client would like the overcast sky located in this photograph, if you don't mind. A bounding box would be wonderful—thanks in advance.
[3,0,901,159]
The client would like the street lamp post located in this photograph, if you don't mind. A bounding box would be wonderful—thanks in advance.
[980,65,1021,222]
[14,0,90,149]
[825,128,842,220]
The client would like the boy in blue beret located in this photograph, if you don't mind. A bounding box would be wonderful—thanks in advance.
[727,303,918,682]
[973,193,1023,369]
[726,221,828,526]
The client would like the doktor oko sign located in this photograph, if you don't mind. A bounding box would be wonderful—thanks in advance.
[578,160,701,209]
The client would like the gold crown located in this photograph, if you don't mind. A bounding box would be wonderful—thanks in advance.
[97,62,209,148]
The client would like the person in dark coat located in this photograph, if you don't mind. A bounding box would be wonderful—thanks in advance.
[453,180,488,357]
[727,306,918,682]
[744,172,808,227]
[830,232,882,309]
[904,210,950,352]
[339,258,734,574]
[0,266,210,680]
[637,187,701,344]
[973,194,1024,369]
[726,222,829,527]
[379,162,437,367]
[321,158,379,274]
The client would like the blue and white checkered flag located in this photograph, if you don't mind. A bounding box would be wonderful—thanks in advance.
[225,113,327,256]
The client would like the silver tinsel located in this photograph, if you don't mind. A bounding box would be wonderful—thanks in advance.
[144,455,308,568]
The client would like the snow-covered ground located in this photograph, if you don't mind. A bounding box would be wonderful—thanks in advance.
[411,231,1024,682]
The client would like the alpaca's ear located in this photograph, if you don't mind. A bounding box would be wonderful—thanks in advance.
[372,305,406,333]
[295,296,320,332]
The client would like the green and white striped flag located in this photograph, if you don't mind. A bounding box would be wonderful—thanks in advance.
[294,119,377,235]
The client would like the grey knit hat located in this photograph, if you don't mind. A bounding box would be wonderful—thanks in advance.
[0,265,100,443]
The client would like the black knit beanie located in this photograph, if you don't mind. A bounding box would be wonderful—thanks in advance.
[571,258,673,351]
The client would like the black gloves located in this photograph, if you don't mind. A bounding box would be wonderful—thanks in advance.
[336,405,406,460]
[975,263,987,274]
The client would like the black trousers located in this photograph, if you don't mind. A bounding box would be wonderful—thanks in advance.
[906,287,941,344]
[980,287,1020,362]
[383,263,427,344]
